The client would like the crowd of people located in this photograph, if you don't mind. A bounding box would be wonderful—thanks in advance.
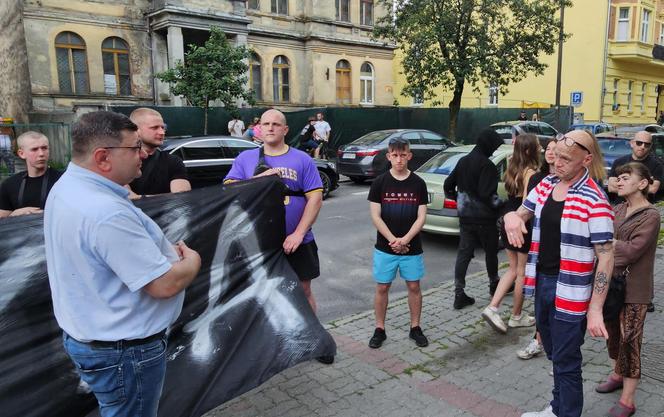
[0,108,661,417]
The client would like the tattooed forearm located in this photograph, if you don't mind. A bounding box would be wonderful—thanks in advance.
[594,272,608,294]
[595,242,613,254]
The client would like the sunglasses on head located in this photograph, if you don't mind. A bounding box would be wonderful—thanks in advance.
[557,135,591,154]
[634,140,652,148]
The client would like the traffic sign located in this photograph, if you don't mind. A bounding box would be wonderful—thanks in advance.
[570,91,583,107]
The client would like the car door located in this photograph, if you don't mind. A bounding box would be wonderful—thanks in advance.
[419,131,450,163]
[221,139,260,179]
[399,131,425,169]
[177,139,224,187]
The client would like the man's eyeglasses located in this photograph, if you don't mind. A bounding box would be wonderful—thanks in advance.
[557,135,591,154]
[102,141,143,152]
[634,140,652,148]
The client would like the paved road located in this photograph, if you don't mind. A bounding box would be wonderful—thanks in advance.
[313,179,506,323]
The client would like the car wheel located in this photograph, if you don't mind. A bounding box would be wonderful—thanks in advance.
[349,176,365,184]
[319,170,331,199]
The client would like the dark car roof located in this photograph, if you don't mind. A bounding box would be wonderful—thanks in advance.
[161,136,254,151]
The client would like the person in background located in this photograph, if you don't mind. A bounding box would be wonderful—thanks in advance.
[0,131,63,218]
[0,131,15,175]
[227,113,245,138]
[481,134,540,334]
[518,110,528,121]
[299,117,318,156]
[313,112,331,159]
[608,131,663,201]
[595,162,660,417]
[251,117,263,143]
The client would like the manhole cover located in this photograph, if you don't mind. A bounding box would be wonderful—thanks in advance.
[641,342,664,383]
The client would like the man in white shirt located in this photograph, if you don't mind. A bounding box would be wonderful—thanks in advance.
[313,112,331,159]
[227,113,245,138]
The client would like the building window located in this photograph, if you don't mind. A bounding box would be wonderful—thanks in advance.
[271,0,287,15]
[55,31,89,94]
[272,55,290,102]
[101,37,131,96]
[247,0,259,9]
[627,80,633,111]
[360,0,374,26]
[336,0,350,22]
[640,9,651,43]
[359,62,374,104]
[617,8,629,41]
[250,53,262,100]
[659,23,664,45]
[335,60,351,104]
[488,82,499,106]
[613,79,619,109]
[412,90,424,105]
[641,82,647,112]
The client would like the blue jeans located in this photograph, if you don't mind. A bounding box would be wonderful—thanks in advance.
[535,273,586,417]
[63,332,167,417]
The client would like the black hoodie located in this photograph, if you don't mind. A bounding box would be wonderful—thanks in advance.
[443,129,504,225]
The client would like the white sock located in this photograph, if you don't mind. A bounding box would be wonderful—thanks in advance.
[511,313,522,320]
[488,306,498,313]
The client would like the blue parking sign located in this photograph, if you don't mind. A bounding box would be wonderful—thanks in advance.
[571,91,583,107]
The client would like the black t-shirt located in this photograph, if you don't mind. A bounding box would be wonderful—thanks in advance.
[368,171,428,255]
[0,167,63,211]
[609,153,664,184]
[129,150,188,195]
[538,193,565,275]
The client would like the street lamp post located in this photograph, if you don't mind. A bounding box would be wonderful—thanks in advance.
[554,0,565,130]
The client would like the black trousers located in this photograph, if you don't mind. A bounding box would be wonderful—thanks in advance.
[454,222,499,295]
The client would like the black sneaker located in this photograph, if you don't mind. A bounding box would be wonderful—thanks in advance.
[409,326,429,347]
[489,280,499,296]
[647,302,655,313]
[368,327,386,349]
[453,292,475,310]
[316,355,334,365]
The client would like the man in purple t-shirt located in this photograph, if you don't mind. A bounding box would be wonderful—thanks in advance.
[224,110,330,360]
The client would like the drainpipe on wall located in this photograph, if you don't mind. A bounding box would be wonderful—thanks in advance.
[146,13,157,105]
[599,0,611,122]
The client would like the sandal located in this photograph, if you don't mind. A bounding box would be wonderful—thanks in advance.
[595,375,623,393]
[608,401,635,417]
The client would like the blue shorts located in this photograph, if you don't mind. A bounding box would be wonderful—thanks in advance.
[372,248,425,284]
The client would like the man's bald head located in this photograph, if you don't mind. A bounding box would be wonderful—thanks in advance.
[260,109,287,125]
[17,131,48,150]
[259,109,289,146]
[630,130,653,160]
[129,108,162,125]
[554,129,594,182]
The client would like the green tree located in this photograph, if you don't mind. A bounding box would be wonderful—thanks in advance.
[156,26,255,134]
[374,0,570,140]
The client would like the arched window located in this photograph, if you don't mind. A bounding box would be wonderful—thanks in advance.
[250,53,263,101]
[336,60,351,104]
[102,37,131,95]
[272,55,290,102]
[55,31,89,94]
[360,62,374,104]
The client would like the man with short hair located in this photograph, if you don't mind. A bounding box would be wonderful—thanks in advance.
[313,112,331,159]
[518,110,528,121]
[608,130,663,200]
[504,130,614,417]
[44,111,201,417]
[223,109,331,363]
[128,108,191,197]
[0,131,62,218]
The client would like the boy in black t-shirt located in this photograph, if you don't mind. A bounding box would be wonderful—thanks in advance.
[367,138,429,349]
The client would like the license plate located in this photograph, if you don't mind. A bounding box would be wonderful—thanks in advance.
[343,153,356,159]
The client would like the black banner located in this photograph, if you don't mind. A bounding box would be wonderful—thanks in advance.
[0,176,336,417]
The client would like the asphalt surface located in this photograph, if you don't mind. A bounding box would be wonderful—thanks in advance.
[313,178,507,323]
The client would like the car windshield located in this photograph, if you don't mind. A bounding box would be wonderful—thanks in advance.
[417,151,468,175]
[598,139,631,156]
[492,126,513,139]
[351,131,392,146]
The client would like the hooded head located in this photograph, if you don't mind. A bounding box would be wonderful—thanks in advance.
[474,128,503,157]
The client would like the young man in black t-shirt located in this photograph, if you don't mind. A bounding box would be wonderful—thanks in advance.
[0,131,62,218]
[367,138,429,349]
[608,131,663,202]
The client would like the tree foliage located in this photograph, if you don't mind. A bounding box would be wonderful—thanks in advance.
[374,0,571,139]
[156,26,255,134]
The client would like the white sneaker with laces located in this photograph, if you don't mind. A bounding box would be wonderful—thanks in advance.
[481,306,507,333]
[508,314,536,328]
[521,405,555,417]
[516,338,544,359]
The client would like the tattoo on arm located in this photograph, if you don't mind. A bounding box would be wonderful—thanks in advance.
[594,271,608,294]
[595,242,613,254]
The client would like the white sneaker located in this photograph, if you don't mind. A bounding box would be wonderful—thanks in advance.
[481,306,507,333]
[521,405,555,417]
[516,338,543,359]
[508,314,536,328]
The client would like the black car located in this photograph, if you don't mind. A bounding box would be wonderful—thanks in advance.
[161,136,339,198]
[336,129,454,183]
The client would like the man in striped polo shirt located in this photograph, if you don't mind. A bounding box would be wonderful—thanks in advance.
[504,129,614,417]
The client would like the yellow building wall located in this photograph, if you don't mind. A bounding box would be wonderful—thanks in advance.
[393,1,609,121]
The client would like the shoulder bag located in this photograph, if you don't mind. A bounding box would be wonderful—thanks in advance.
[603,265,628,321]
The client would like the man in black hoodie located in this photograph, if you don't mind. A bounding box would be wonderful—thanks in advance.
[444,129,504,309]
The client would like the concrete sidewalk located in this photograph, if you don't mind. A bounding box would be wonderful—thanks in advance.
[206,253,664,417]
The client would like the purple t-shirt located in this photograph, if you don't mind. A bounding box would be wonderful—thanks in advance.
[224,146,323,243]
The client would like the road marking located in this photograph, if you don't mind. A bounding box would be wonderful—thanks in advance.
[351,191,369,196]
